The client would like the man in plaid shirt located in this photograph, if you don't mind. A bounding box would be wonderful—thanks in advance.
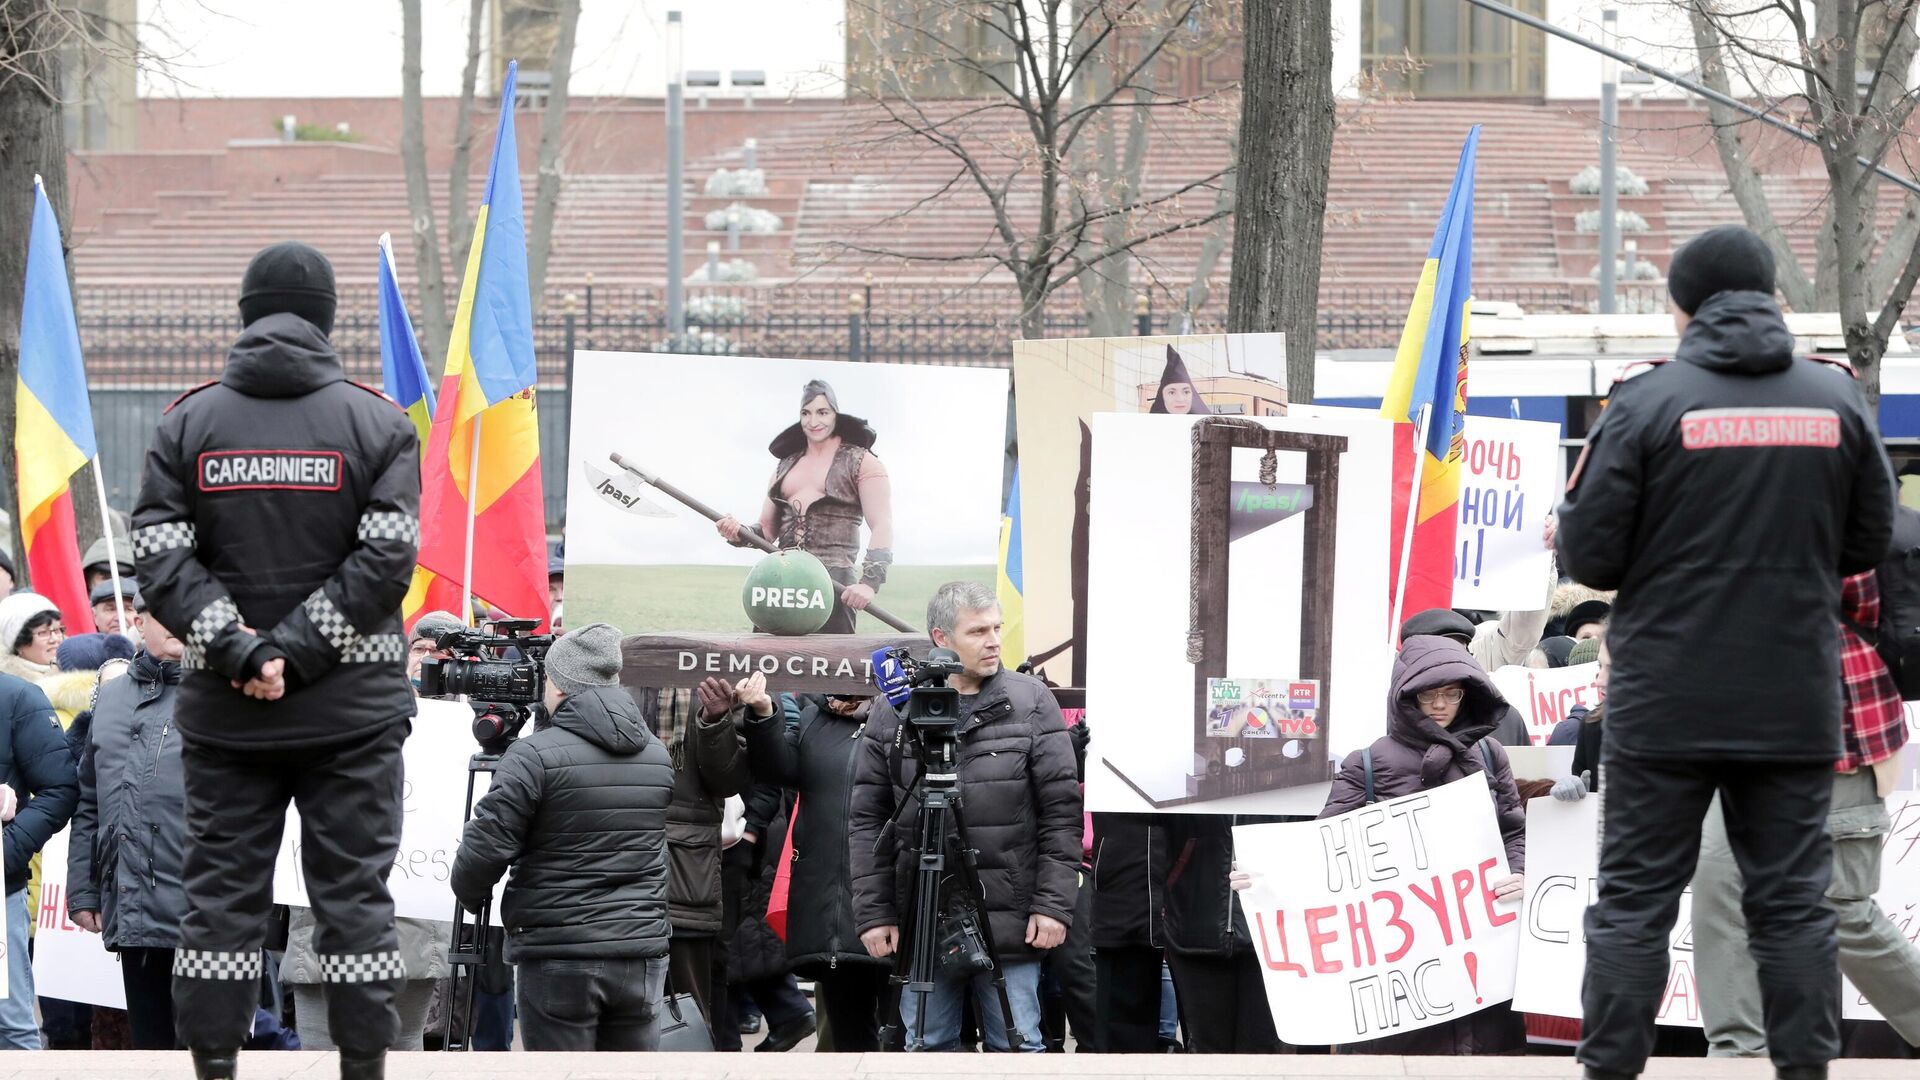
[1694,570,1920,1055]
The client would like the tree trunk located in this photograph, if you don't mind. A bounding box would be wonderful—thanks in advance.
[400,0,450,371]
[1,0,72,586]
[1226,0,1333,405]
[446,0,487,277]
[1685,4,1818,312]
[527,0,582,314]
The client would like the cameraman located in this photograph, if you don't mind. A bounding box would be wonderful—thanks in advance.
[449,623,677,1050]
[847,581,1082,1052]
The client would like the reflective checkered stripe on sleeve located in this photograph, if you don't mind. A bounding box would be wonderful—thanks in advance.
[186,597,241,657]
[340,634,407,665]
[302,589,360,654]
[173,949,263,981]
[132,521,197,559]
[357,511,420,546]
[320,950,407,984]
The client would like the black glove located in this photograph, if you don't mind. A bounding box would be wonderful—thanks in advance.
[1068,720,1091,783]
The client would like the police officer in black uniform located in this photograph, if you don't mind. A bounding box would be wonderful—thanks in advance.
[1557,225,1896,1080]
[133,242,421,1080]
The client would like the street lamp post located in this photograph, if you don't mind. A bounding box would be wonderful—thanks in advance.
[666,10,686,340]
[1598,8,1619,315]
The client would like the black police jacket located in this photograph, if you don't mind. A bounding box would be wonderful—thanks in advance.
[1555,290,1896,763]
[132,313,421,749]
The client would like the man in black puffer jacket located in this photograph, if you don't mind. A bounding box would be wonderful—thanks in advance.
[134,242,419,1080]
[1557,226,1896,1080]
[451,623,675,1051]
[848,581,1081,1052]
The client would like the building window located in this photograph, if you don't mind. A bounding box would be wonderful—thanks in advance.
[1363,0,1547,98]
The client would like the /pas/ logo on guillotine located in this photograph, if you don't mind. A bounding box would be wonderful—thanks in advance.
[1231,776,1524,1044]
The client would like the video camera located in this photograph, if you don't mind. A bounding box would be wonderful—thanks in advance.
[417,618,554,754]
[872,645,965,730]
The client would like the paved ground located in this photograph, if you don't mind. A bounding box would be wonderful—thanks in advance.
[0,1055,1915,1080]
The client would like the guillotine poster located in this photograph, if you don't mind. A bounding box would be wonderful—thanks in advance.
[1012,334,1287,687]
[563,351,1006,687]
[1084,410,1392,815]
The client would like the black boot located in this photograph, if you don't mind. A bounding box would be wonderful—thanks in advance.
[1777,1068,1827,1080]
[340,1054,385,1080]
[1583,1069,1636,1080]
[191,1051,238,1080]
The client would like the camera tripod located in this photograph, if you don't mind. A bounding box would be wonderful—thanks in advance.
[878,733,1025,1052]
[441,750,502,1052]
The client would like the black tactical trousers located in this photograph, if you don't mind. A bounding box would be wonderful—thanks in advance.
[174,722,407,1058]
[1579,749,1839,1074]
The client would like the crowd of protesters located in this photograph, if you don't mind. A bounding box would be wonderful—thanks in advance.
[0,222,1909,1073]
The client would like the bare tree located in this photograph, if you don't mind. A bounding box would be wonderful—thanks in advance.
[527,0,582,312]
[1685,0,1920,407]
[399,0,450,372]
[447,0,488,277]
[1226,0,1332,402]
[838,0,1235,339]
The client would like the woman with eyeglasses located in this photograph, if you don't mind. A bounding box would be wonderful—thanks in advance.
[0,592,66,684]
[1314,634,1529,1056]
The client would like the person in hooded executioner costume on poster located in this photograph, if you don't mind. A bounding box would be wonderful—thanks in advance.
[716,380,894,634]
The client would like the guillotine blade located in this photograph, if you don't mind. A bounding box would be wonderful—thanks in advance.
[1228,481,1314,543]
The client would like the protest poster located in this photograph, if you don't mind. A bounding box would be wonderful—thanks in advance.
[1516,795,1920,1026]
[564,351,1006,693]
[1012,334,1286,687]
[1085,410,1392,814]
[1450,416,1560,611]
[1491,662,1605,747]
[32,828,117,1007]
[1231,775,1522,1044]
[275,698,500,924]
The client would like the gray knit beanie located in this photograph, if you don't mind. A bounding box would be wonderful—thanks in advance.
[547,622,624,695]
[410,610,465,645]
[800,379,839,413]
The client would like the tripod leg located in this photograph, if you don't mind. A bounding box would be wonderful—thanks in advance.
[948,800,1027,1052]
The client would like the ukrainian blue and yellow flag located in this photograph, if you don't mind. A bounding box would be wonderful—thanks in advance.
[15,176,100,632]
[1381,127,1477,623]
[378,232,436,443]
[997,467,1025,668]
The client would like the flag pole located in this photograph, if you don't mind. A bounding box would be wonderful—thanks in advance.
[89,458,128,635]
[1389,403,1434,646]
[462,413,484,626]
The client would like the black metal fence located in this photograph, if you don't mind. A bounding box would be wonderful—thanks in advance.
[73,282,1601,524]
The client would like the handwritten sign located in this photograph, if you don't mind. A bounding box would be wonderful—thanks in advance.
[1516,795,1920,1026]
[1232,775,1521,1044]
[1491,662,1604,747]
[32,829,117,1007]
[274,698,501,923]
[1452,417,1559,611]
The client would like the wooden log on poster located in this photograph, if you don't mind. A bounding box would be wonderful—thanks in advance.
[621,632,925,695]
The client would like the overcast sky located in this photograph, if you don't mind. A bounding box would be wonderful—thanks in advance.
[138,0,847,98]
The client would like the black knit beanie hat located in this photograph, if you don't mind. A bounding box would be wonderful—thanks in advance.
[1667,225,1774,315]
[239,241,338,335]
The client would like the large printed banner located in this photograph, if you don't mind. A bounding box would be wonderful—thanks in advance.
[1516,795,1920,1026]
[1491,662,1604,747]
[274,698,500,924]
[1451,416,1559,611]
[33,828,117,1007]
[1232,775,1522,1043]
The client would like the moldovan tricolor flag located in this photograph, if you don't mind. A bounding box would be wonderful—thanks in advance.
[1380,126,1478,627]
[378,232,436,444]
[14,177,100,633]
[996,467,1025,668]
[404,60,549,631]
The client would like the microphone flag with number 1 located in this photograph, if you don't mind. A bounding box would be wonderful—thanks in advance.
[404,59,549,631]
[15,177,99,633]
[1381,126,1478,622]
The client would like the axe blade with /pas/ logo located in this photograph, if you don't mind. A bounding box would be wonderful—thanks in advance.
[583,459,673,517]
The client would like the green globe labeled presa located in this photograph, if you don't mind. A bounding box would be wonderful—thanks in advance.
[742,550,837,635]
